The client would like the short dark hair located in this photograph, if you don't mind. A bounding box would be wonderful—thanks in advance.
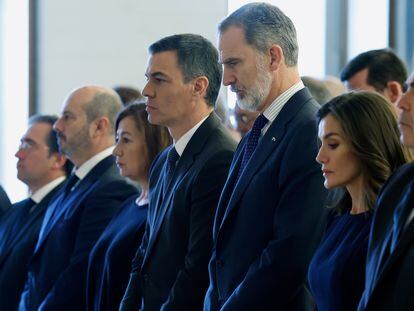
[149,34,222,107]
[115,102,172,177]
[113,86,144,106]
[316,91,412,213]
[219,2,298,67]
[340,49,408,92]
[29,114,73,175]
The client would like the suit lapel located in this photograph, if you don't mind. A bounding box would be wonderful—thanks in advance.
[143,113,220,266]
[35,155,115,253]
[372,214,414,290]
[219,89,312,231]
[0,184,64,265]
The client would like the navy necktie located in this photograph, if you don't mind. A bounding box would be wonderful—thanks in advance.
[164,147,180,193]
[63,174,79,198]
[236,114,268,181]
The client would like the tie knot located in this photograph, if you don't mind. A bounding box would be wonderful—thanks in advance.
[167,147,179,165]
[252,114,268,132]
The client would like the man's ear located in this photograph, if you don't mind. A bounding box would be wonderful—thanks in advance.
[384,81,403,104]
[269,45,283,71]
[51,153,67,170]
[92,117,110,137]
[192,76,209,100]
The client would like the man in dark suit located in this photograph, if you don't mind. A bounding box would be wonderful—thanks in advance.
[19,86,137,310]
[204,3,328,310]
[358,72,414,311]
[0,185,11,216]
[341,49,407,109]
[0,115,72,310]
[119,34,236,311]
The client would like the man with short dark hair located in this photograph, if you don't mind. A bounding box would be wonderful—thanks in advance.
[359,71,414,310]
[19,86,137,310]
[120,34,236,311]
[0,115,71,310]
[205,3,327,310]
[341,49,407,106]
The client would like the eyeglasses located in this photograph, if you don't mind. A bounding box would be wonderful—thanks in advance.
[18,140,49,152]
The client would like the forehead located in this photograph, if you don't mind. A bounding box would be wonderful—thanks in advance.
[318,114,343,136]
[345,68,375,91]
[23,122,51,143]
[146,50,182,77]
[218,26,255,61]
[117,116,140,133]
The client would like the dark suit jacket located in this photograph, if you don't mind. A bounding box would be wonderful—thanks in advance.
[120,113,236,311]
[0,185,11,217]
[359,162,414,311]
[0,183,63,311]
[19,155,137,311]
[204,88,328,311]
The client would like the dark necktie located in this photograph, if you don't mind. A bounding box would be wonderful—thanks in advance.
[236,114,268,181]
[24,198,36,213]
[63,174,80,198]
[164,147,180,193]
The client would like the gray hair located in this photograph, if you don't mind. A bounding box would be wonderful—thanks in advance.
[219,2,298,67]
[83,91,123,134]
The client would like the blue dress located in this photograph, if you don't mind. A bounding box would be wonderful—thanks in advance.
[308,210,372,311]
[86,195,148,311]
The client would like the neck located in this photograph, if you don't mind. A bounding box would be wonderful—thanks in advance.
[72,141,113,167]
[346,178,367,214]
[169,104,212,141]
[259,67,300,113]
[29,172,65,194]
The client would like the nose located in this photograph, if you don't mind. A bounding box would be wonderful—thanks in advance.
[396,92,409,111]
[315,147,327,165]
[142,81,153,98]
[53,117,63,133]
[222,68,236,87]
[113,143,122,157]
[15,148,25,159]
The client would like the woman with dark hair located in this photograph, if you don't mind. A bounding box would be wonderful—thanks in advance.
[86,102,171,310]
[308,91,412,311]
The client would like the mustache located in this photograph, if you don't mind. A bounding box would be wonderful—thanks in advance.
[230,84,244,93]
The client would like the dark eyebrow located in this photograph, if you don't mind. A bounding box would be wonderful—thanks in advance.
[146,71,170,80]
[322,132,340,139]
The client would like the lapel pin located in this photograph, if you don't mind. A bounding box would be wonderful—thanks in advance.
[272,137,276,142]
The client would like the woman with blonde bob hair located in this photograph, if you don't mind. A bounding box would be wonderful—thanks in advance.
[308,91,412,311]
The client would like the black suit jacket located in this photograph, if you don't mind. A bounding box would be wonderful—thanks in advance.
[204,88,328,311]
[0,185,11,217]
[120,113,236,311]
[359,162,414,311]
[19,155,137,311]
[0,183,63,311]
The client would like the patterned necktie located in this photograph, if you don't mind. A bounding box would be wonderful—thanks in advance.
[236,114,268,181]
[164,147,180,193]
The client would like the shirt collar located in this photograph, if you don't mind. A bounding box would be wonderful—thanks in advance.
[174,115,209,156]
[31,176,66,204]
[74,146,114,180]
[261,81,304,134]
